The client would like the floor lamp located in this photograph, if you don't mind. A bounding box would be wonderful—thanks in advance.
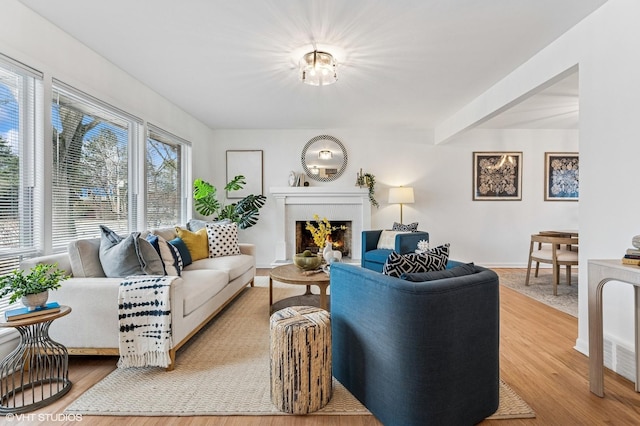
[388,187,414,224]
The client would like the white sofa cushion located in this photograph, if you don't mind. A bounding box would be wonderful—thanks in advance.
[68,238,106,278]
[181,269,229,315]
[184,254,254,281]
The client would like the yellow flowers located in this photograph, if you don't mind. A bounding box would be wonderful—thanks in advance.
[305,214,346,248]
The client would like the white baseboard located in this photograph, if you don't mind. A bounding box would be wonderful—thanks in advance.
[575,336,636,383]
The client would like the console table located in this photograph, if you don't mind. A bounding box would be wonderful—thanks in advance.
[588,259,640,397]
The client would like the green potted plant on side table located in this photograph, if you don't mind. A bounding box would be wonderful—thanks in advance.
[0,264,68,311]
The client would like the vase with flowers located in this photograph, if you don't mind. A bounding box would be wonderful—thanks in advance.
[305,214,347,261]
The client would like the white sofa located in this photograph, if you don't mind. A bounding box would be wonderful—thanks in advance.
[20,226,256,370]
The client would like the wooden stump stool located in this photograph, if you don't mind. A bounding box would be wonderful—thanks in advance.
[270,306,332,414]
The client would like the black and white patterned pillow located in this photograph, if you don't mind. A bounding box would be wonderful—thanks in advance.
[166,240,183,275]
[392,222,419,232]
[382,243,450,278]
[206,222,241,258]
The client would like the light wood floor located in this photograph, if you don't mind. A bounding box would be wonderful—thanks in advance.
[16,268,640,425]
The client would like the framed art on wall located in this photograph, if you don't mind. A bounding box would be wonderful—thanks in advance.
[544,152,579,201]
[473,152,523,201]
[226,150,263,198]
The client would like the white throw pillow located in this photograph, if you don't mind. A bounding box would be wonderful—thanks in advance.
[376,230,409,250]
[206,222,241,258]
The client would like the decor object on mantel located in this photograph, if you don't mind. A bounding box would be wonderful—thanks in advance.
[193,175,267,229]
[356,169,379,207]
[0,263,67,310]
[388,186,415,223]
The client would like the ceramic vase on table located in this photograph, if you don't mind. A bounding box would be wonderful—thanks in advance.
[21,290,49,311]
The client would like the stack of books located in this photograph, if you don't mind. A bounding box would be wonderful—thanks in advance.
[622,248,640,266]
[4,302,60,321]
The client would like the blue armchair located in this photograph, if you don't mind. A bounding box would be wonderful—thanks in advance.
[330,262,500,425]
[361,230,429,272]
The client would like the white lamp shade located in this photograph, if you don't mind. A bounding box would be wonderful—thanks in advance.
[388,187,414,204]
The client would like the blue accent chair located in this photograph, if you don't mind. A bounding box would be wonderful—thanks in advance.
[361,230,429,272]
[330,262,500,426]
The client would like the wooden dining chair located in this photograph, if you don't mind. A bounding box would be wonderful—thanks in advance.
[525,233,579,295]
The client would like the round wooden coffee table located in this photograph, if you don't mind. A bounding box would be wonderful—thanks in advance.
[269,263,330,314]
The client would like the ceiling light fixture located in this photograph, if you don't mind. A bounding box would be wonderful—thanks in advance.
[318,150,332,160]
[300,50,337,86]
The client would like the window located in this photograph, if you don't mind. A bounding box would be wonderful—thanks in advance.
[51,80,140,248]
[0,54,193,320]
[146,125,189,228]
[0,55,42,312]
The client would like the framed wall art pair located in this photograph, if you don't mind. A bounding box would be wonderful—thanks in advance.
[472,151,578,201]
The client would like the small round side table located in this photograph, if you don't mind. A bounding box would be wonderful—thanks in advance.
[0,305,72,414]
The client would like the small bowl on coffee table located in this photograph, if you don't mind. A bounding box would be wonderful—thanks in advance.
[293,253,322,271]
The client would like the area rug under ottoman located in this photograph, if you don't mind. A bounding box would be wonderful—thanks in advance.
[65,278,534,419]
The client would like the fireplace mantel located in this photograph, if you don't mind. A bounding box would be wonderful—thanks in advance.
[269,187,371,264]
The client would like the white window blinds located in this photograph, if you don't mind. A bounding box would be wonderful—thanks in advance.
[51,81,140,247]
[0,55,43,312]
[146,125,189,228]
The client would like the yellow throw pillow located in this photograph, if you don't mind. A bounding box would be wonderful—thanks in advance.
[175,226,208,261]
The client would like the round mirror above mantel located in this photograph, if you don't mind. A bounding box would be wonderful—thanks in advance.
[301,135,348,182]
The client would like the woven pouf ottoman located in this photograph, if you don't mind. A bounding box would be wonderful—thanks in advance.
[270,305,332,414]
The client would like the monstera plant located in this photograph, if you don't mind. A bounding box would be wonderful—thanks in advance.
[193,175,267,229]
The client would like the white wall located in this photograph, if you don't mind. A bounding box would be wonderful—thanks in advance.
[204,128,578,268]
[435,0,640,381]
[576,0,640,372]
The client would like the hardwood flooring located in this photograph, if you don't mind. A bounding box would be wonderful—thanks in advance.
[13,268,640,425]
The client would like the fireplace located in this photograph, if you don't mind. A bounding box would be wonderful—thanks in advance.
[269,187,371,264]
[295,220,352,257]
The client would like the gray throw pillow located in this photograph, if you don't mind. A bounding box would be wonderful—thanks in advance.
[99,225,164,278]
[401,262,476,282]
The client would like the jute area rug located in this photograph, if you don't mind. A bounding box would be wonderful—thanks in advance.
[497,268,578,317]
[65,277,534,419]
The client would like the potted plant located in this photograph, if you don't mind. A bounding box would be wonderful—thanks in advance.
[193,175,267,229]
[0,264,68,310]
[356,170,379,208]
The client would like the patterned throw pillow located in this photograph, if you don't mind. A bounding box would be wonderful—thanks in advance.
[168,237,192,267]
[146,234,182,276]
[206,222,241,258]
[382,243,450,278]
[166,241,184,274]
[175,227,209,261]
[392,222,419,232]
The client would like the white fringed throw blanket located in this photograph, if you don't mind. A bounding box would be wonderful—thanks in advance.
[118,275,177,368]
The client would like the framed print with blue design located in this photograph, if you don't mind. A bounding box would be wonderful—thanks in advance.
[473,152,522,201]
[544,152,579,201]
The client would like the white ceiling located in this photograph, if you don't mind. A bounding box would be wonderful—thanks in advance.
[20,0,603,131]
